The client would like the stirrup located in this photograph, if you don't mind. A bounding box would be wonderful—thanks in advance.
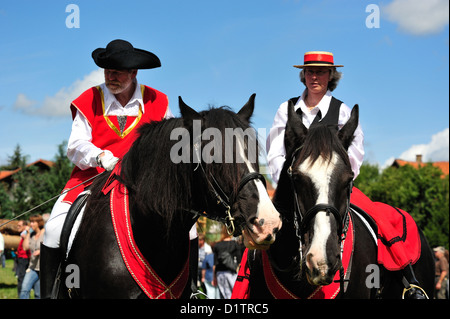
[402,284,429,299]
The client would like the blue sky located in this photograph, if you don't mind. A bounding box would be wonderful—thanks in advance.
[0,0,448,169]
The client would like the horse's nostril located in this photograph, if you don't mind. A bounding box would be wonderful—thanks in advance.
[249,217,265,227]
[249,217,258,225]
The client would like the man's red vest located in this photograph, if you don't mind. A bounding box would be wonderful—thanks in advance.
[61,84,168,204]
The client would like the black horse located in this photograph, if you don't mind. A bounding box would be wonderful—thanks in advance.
[246,102,435,299]
[55,94,282,298]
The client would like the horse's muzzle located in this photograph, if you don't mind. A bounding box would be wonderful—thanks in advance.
[305,254,341,286]
[242,218,281,250]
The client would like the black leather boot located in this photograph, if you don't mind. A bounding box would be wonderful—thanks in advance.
[39,243,62,299]
[402,264,428,299]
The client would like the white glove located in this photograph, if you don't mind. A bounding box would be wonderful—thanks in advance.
[97,150,119,171]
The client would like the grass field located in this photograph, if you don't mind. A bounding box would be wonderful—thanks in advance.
[0,259,35,299]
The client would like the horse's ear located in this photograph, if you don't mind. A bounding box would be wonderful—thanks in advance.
[338,104,359,150]
[285,100,308,156]
[179,96,201,126]
[237,93,255,123]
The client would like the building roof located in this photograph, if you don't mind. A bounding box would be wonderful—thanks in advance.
[29,159,54,169]
[0,159,54,182]
[0,168,20,181]
[392,158,449,176]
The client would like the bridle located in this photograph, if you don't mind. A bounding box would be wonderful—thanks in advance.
[286,146,352,276]
[189,140,267,236]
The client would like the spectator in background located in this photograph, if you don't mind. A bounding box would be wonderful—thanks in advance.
[213,226,242,299]
[0,232,5,268]
[16,220,31,297]
[20,214,45,299]
[201,251,219,299]
[197,233,212,288]
[434,246,449,299]
[446,249,449,299]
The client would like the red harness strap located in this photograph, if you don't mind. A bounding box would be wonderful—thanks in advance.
[265,214,353,299]
[231,249,252,299]
[109,177,189,299]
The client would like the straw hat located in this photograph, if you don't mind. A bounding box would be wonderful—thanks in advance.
[294,51,343,68]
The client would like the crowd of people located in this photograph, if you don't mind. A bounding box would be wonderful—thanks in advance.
[1,214,46,299]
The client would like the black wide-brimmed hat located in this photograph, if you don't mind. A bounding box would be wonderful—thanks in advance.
[92,39,161,70]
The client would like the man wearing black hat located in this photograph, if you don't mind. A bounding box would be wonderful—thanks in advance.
[41,40,172,298]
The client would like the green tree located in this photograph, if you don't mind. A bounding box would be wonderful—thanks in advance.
[356,162,449,249]
[1,145,29,219]
[0,144,28,170]
[354,161,380,194]
[0,141,73,220]
[22,141,73,216]
[0,145,29,219]
[0,182,13,219]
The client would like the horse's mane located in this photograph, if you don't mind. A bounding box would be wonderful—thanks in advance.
[296,123,350,169]
[118,106,260,227]
[119,117,193,226]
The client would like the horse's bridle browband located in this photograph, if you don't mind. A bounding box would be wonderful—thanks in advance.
[190,140,267,236]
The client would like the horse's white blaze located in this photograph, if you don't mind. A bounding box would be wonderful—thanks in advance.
[237,139,281,246]
[299,153,338,276]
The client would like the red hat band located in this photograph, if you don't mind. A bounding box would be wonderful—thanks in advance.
[304,52,334,65]
[293,51,343,68]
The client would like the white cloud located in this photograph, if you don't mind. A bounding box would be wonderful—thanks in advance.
[13,69,104,117]
[383,0,449,35]
[383,128,449,168]
[13,93,37,110]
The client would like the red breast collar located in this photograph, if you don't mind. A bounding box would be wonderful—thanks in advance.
[109,178,189,299]
[262,213,354,299]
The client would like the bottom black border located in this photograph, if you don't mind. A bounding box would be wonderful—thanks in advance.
[2,298,447,318]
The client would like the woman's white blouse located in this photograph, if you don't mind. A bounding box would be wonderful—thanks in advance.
[266,90,364,184]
